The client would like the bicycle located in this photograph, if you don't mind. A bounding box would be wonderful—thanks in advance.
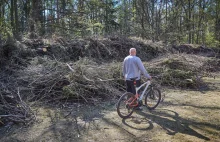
[116,77,161,119]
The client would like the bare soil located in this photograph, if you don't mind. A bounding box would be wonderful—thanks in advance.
[0,75,220,142]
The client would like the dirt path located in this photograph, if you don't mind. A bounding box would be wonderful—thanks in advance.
[1,75,220,142]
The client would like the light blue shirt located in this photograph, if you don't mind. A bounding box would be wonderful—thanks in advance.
[123,55,150,80]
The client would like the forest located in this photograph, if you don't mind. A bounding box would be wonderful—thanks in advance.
[0,0,220,47]
[0,0,220,142]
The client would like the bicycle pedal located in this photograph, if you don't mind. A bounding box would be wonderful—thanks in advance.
[134,106,143,111]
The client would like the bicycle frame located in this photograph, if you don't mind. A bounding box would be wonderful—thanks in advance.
[135,80,151,101]
[125,80,151,107]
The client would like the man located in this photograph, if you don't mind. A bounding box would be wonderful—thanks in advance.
[122,48,151,110]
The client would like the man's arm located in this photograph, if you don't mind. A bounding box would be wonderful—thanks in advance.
[136,58,151,79]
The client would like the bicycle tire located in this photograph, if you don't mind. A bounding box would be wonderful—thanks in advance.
[116,92,135,119]
[145,87,161,110]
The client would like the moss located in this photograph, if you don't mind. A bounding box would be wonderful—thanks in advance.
[168,69,195,79]
[148,67,164,75]
[161,58,190,71]
[149,66,197,88]
[62,86,77,97]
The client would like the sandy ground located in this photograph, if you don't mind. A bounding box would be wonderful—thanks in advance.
[0,75,220,142]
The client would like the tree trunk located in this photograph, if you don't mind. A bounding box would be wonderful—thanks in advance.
[215,0,220,42]
[56,0,59,25]
[14,0,20,40]
[188,0,192,44]
[10,0,14,36]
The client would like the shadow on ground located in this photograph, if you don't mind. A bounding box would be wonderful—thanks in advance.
[121,109,213,141]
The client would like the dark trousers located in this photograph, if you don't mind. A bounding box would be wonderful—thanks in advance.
[126,79,141,95]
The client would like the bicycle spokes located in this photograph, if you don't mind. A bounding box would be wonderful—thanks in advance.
[117,92,135,118]
[145,88,161,110]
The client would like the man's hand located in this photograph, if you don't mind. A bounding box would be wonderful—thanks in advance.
[148,76,152,80]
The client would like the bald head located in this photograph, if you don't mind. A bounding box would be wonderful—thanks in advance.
[129,48,136,56]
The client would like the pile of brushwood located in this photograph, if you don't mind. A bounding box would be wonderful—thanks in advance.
[0,36,219,125]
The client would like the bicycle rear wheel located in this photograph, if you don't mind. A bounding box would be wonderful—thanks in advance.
[116,92,135,119]
[145,87,161,110]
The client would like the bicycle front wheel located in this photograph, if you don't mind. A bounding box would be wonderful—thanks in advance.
[116,92,135,119]
[145,87,161,110]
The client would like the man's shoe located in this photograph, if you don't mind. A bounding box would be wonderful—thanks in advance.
[134,106,143,111]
